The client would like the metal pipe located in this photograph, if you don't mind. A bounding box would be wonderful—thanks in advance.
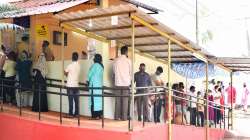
[38,84,41,120]
[61,27,65,87]
[19,84,22,116]
[230,72,233,130]
[168,39,172,140]
[196,0,199,45]
[205,62,209,140]
[130,18,135,131]
[60,87,62,124]
[102,87,104,128]
[0,78,3,111]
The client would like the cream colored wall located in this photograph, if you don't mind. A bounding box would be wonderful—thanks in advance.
[45,40,185,119]
[30,14,88,61]
[134,53,185,83]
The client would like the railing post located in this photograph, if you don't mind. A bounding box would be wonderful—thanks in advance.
[38,84,41,120]
[224,107,226,129]
[102,86,104,128]
[78,91,80,126]
[19,83,22,116]
[60,87,62,124]
[1,78,3,112]
[230,72,234,130]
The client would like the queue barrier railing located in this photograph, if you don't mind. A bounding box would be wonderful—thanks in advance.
[0,78,232,131]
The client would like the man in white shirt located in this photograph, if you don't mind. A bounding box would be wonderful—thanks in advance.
[151,66,164,123]
[113,46,132,121]
[189,86,197,125]
[64,52,81,118]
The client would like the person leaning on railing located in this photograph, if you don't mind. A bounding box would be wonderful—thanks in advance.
[64,52,80,118]
[151,66,164,123]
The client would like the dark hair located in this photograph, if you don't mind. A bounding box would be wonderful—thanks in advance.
[140,63,145,67]
[190,86,195,91]
[179,82,184,89]
[156,66,163,73]
[42,40,49,47]
[214,85,219,90]
[22,50,29,58]
[7,51,17,61]
[72,52,78,61]
[120,46,128,55]
[94,53,104,68]
[218,88,222,92]
[1,45,5,52]
[82,51,87,55]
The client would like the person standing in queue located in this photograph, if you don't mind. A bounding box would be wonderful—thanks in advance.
[113,46,132,121]
[87,54,104,120]
[151,66,164,123]
[134,63,152,122]
[189,86,197,125]
[64,52,81,118]
[32,52,48,112]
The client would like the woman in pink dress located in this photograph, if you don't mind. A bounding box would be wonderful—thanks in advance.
[242,83,249,112]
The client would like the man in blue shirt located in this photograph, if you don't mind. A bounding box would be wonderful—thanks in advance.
[134,63,152,121]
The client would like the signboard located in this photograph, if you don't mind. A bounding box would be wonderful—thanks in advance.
[35,24,48,38]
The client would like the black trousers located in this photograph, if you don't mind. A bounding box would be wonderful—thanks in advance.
[67,88,79,116]
[4,76,16,104]
[198,111,204,127]
[214,106,221,124]
[154,97,163,123]
[190,107,197,125]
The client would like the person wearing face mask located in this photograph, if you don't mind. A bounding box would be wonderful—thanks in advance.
[16,50,32,107]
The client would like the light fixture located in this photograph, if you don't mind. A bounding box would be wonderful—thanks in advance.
[111,16,118,25]
[88,19,93,27]
[192,52,207,62]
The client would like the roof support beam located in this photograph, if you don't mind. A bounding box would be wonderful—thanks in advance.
[141,48,201,53]
[60,10,136,24]
[127,42,188,47]
[86,23,158,32]
[156,55,196,59]
[61,23,109,43]
[107,34,162,40]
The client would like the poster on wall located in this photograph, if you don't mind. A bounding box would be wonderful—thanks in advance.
[35,24,48,38]
[87,38,96,60]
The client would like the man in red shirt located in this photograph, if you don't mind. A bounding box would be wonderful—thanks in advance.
[225,83,237,108]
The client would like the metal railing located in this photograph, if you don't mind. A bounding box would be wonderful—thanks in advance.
[0,78,232,131]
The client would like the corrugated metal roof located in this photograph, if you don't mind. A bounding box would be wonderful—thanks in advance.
[211,57,250,72]
[0,0,89,18]
[0,23,24,31]
[55,4,211,63]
